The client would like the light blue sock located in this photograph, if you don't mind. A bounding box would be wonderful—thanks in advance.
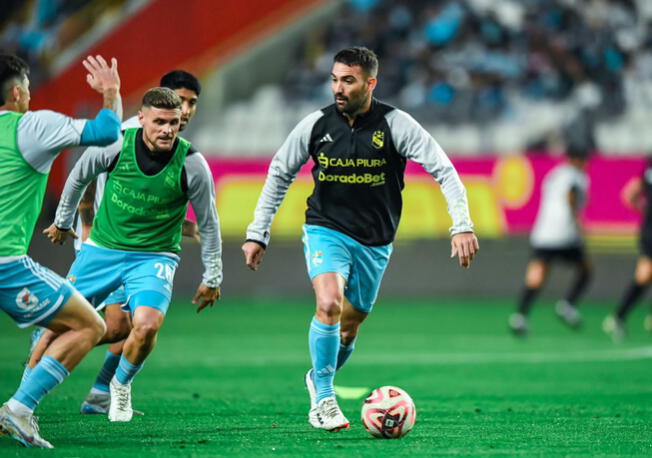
[11,356,69,411]
[308,317,340,402]
[19,366,32,386]
[115,356,143,385]
[19,327,43,386]
[93,351,121,392]
[336,338,357,371]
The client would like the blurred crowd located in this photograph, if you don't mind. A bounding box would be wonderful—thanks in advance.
[0,0,137,88]
[287,0,652,151]
[3,0,651,154]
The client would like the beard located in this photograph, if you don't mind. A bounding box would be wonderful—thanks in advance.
[334,93,367,115]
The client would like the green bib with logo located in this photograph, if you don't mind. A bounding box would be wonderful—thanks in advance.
[0,112,48,256]
[90,128,189,252]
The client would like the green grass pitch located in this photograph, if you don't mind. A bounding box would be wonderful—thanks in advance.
[1,298,651,456]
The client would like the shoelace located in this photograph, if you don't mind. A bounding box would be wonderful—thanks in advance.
[115,386,130,410]
[29,415,40,434]
[321,399,341,419]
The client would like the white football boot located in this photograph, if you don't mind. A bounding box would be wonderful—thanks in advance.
[311,397,349,432]
[304,369,319,426]
[108,377,133,422]
[0,403,53,448]
[644,314,652,333]
[555,300,581,328]
[602,315,626,342]
[508,313,528,336]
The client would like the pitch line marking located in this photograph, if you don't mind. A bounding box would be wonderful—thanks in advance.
[198,346,652,366]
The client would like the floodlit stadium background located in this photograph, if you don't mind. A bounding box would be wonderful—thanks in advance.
[3,0,651,299]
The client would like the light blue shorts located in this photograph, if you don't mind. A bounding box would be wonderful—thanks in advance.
[103,286,127,307]
[302,224,392,313]
[74,248,127,307]
[0,256,75,328]
[68,244,179,315]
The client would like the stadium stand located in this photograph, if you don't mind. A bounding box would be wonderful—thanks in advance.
[192,0,652,155]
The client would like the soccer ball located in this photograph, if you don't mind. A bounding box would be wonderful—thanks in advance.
[361,386,416,439]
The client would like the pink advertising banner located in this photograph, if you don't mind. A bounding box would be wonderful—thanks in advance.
[200,155,645,241]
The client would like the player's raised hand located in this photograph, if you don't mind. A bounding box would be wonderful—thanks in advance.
[242,241,266,271]
[43,224,78,245]
[450,232,479,268]
[192,283,220,313]
[83,55,120,94]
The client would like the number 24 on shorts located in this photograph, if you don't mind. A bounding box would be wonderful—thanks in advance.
[154,262,175,283]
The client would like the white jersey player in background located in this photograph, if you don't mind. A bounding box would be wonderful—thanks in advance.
[509,150,592,335]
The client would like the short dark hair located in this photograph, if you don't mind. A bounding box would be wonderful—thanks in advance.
[142,87,182,110]
[160,70,201,95]
[0,55,29,105]
[333,47,378,77]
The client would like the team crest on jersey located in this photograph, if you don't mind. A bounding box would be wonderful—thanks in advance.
[312,251,324,265]
[16,288,39,310]
[372,130,384,149]
[318,152,329,169]
[67,274,77,283]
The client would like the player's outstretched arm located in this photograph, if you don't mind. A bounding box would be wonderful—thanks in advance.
[43,224,78,245]
[450,232,479,269]
[245,111,318,247]
[53,143,120,232]
[192,283,220,313]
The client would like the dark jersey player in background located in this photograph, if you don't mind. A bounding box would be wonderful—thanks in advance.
[242,47,479,432]
[604,157,652,341]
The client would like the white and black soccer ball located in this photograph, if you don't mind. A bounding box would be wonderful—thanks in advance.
[361,385,416,439]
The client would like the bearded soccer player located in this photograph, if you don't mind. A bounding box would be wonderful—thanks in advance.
[40,87,222,422]
[242,47,479,431]
[0,54,121,448]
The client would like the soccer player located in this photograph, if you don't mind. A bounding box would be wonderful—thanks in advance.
[603,157,652,341]
[508,150,592,336]
[0,54,121,448]
[23,72,203,414]
[41,87,222,422]
[74,70,203,415]
[242,47,478,431]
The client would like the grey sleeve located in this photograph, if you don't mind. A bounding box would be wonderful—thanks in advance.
[185,153,223,288]
[17,110,87,173]
[54,139,122,229]
[245,110,323,246]
[386,109,474,235]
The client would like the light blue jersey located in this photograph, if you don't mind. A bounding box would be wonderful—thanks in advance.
[302,224,392,313]
[68,244,178,315]
[0,256,75,328]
